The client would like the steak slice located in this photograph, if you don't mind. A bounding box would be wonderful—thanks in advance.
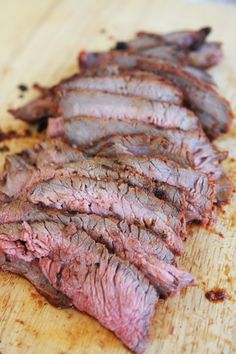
[0,218,194,297]
[0,222,157,353]
[52,116,231,204]
[59,73,183,105]
[28,176,184,255]
[141,42,222,69]
[0,146,186,219]
[0,253,71,308]
[110,155,214,225]
[78,51,232,138]
[114,28,222,68]
[87,134,191,167]
[1,145,212,223]
[137,59,233,139]
[121,28,211,50]
[59,90,199,131]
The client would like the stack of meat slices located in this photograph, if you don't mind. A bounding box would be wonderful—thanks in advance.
[1,27,233,353]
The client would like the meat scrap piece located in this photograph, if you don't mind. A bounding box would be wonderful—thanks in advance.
[19,139,83,167]
[0,155,35,202]
[28,176,184,255]
[0,222,157,353]
[59,90,199,131]
[54,117,231,204]
[8,85,58,123]
[59,73,183,105]
[187,42,223,69]
[0,218,194,297]
[0,253,71,308]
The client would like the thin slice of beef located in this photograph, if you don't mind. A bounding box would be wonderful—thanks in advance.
[159,27,211,49]
[0,149,186,222]
[115,28,211,51]
[87,134,191,167]
[111,155,214,224]
[1,145,214,223]
[0,201,175,264]
[28,176,184,255]
[0,252,71,308]
[53,116,231,204]
[183,66,216,87]
[141,42,223,69]
[59,73,183,105]
[59,90,199,131]
[137,59,233,139]
[0,222,157,353]
[78,51,232,138]
[0,219,194,297]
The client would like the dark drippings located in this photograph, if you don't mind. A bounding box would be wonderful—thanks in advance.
[0,145,10,153]
[115,41,128,50]
[18,84,28,92]
[205,288,227,302]
[36,119,48,133]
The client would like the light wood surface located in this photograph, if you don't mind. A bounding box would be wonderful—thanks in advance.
[0,0,236,353]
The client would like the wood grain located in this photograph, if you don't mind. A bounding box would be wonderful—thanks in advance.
[0,0,236,353]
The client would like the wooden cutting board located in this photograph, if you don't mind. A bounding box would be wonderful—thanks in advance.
[0,0,236,353]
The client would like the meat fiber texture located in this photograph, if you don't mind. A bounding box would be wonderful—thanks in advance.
[0,145,214,224]
[1,27,233,353]
[48,116,231,204]
[0,221,157,353]
[0,209,194,297]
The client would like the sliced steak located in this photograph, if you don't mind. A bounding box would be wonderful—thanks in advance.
[127,28,211,50]
[137,59,233,139]
[28,176,184,255]
[78,51,232,138]
[0,253,71,308]
[0,222,157,353]
[0,219,194,297]
[87,134,191,167]
[141,42,222,69]
[110,155,214,225]
[53,116,231,203]
[59,73,183,105]
[0,146,213,223]
[0,149,186,220]
[59,90,199,131]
